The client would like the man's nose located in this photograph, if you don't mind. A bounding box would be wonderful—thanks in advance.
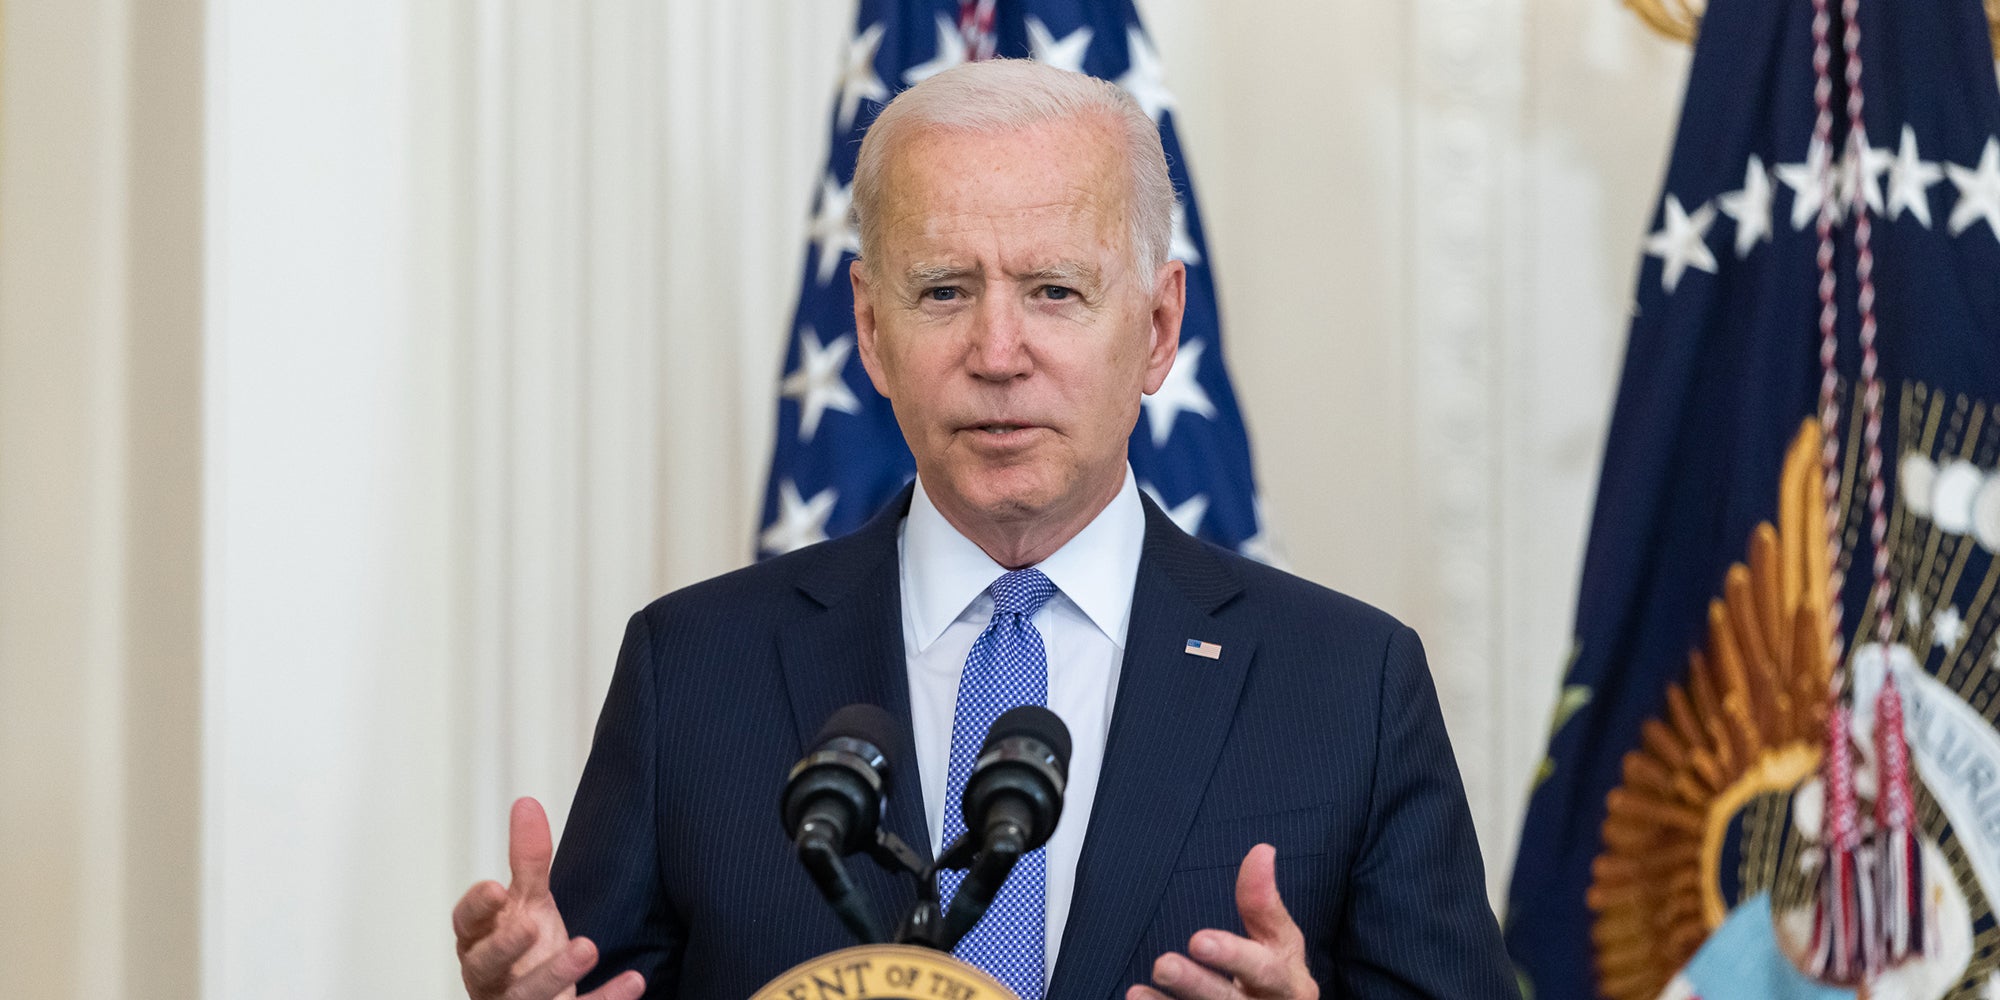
[965,294,1032,381]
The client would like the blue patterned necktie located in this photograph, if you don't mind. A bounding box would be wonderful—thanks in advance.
[940,568,1057,1000]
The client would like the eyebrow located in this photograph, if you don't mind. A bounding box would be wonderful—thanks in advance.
[904,263,973,285]
[1018,261,1099,286]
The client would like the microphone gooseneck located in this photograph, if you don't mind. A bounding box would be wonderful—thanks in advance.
[781,703,898,943]
[937,705,1072,949]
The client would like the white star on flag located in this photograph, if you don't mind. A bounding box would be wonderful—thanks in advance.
[1169,204,1201,265]
[1236,497,1287,568]
[760,480,838,556]
[1142,338,1218,446]
[903,15,969,85]
[1947,136,2000,239]
[1887,125,1944,227]
[1776,138,1842,229]
[809,175,860,286]
[837,23,890,131]
[1717,155,1775,258]
[1903,590,1924,628]
[1933,605,1966,650]
[1643,194,1719,293]
[780,328,862,442]
[1026,17,1093,73]
[1142,483,1209,535]
[1117,26,1175,123]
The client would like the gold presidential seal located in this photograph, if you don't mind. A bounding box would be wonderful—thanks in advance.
[748,944,1022,1000]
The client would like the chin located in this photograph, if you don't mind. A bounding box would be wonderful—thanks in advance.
[967,486,1063,524]
[948,469,1069,523]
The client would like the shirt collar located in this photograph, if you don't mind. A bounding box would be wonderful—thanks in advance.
[899,467,1146,653]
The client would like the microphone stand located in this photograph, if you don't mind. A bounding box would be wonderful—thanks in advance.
[862,828,948,948]
[877,826,1023,953]
[796,821,889,945]
[789,774,1027,953]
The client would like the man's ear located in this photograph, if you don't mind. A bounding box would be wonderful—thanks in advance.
[1141,259,1187,395]
[851,259,893,397]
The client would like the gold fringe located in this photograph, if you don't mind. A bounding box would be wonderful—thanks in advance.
[1626,0,2000,58]
[1624,0,1701,45]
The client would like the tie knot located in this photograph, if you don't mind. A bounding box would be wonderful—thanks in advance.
[989,568,1057,618]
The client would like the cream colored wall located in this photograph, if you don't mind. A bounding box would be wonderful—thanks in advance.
[0,0,1698,995]
[0,0,201,994]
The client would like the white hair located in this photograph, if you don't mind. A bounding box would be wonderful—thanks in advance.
[850,58,1177,280]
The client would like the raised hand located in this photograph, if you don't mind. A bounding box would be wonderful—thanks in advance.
[452,797,648,1000]
[1128,844,1319,1000]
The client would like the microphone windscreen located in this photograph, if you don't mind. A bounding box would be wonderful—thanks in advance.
[813,703,897,767]
[982,705,1072,767]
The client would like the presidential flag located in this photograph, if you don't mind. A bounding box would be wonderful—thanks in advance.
[1506,0,2000,995]
[756,0,1274,563]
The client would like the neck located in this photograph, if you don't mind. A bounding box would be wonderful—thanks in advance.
[926,471,1125,570]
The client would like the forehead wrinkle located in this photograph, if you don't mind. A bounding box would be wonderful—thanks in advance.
[875,127,1138,283]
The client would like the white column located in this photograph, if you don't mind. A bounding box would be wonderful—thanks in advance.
[1407,0,1527,901]
[203,0,457,993]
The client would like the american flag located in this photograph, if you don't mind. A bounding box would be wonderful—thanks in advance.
[756,0,1275,564]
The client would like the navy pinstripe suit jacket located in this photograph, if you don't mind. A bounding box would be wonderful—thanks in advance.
[551,488,1515,1000]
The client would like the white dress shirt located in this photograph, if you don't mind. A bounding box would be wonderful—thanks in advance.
[896,467,1146,980]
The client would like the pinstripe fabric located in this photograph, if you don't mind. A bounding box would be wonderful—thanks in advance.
[551,486,1513,1000]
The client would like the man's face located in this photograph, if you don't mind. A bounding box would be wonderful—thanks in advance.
[852,115,1185,539]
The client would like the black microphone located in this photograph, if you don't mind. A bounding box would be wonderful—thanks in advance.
[782,703,897,943]
[938,705,1071,947]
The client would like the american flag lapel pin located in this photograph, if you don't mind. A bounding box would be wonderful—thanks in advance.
[1184,638,1222,660]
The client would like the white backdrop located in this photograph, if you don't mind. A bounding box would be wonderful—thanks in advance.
[0,0,1694,995]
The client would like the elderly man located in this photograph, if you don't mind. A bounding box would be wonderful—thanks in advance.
[452,59,1514,1000]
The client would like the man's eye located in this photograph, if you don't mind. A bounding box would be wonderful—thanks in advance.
[1041,286,1076,301]
[924,287,960,302]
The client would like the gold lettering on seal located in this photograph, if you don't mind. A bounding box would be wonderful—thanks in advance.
[749,944,1017,1000]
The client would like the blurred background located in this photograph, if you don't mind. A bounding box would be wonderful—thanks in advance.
[0,0,1692,994]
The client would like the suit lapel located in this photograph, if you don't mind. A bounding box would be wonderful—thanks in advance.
[1050,500,1254,1000]
[776,486,935,873]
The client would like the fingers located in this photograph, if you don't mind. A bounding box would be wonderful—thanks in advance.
[505,936,602,1000]
[1141,935,1310,1000]
[459,912,541,998]
[509,797,555,901]
[454,880,509,952]
[581,971,648,1000]
[1234,844,1300,947]
[1131,845,1317,1000]
[1147,951,1239,1000]
[1187,931,1293,997]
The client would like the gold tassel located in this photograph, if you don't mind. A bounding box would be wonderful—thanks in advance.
[1623,0,1701,44]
